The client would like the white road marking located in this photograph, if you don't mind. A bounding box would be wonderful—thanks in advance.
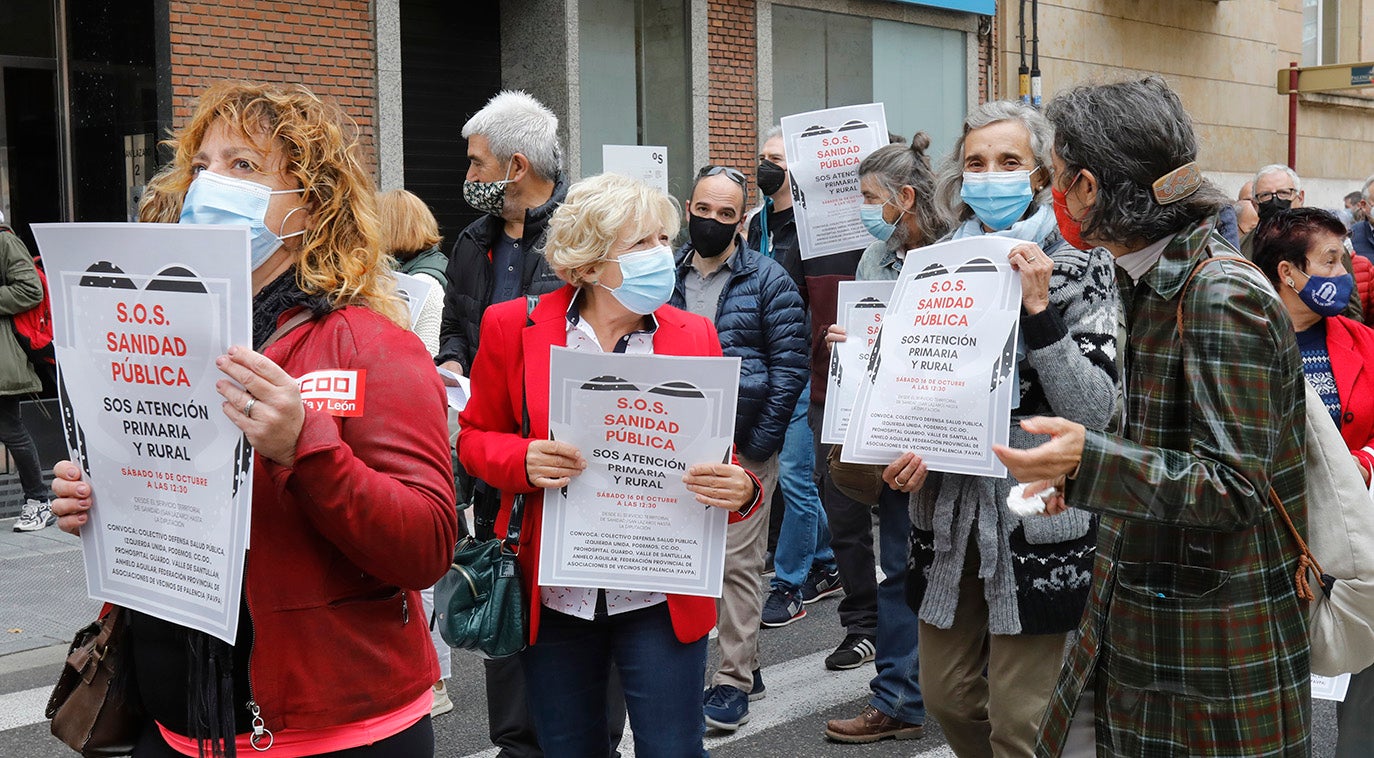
[0,685,51,732]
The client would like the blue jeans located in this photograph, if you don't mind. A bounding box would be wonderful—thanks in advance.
[868,486,925,724]
[771,381,837,591]
[521,604,708,758]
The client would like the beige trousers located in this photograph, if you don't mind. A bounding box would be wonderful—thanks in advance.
[917,568,1070,758]
[711,453,778,693]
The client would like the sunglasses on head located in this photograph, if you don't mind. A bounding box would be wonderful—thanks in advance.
[697,165,747,189]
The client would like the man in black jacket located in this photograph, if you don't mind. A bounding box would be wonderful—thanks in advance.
[672,165,809,733]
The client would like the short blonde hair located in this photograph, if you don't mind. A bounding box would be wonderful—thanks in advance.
[376,189,442,257]
[544,173,680,286]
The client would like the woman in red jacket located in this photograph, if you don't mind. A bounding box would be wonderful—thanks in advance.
[459,172,761,757]
[1253,207,1374,758]
[51,81,457,757]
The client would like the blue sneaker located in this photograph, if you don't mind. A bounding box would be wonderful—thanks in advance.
[750,668,766,701]
[760,586,807,628]
[800,565,843,604]
[703,684,750,731]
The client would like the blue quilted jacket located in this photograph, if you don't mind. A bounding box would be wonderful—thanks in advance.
[670,238,809,461]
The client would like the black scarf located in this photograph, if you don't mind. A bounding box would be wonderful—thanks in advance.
[251,268,332,350]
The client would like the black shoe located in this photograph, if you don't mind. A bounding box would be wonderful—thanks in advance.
[825,633,876,671]
[799,565,843,604]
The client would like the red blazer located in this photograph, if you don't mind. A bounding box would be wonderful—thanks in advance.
[1325,315,1374,473]
[1352,254,1374,323]
[458,285,760,645]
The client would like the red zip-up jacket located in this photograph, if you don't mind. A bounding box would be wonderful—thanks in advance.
[244,305,457,730]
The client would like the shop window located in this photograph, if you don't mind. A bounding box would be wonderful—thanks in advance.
[772,6,966,159]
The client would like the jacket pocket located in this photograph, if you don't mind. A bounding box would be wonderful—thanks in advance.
[1104,561,1233,700]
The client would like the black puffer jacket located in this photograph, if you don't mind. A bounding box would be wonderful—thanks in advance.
[669,238,809,461]
[436,175,568,371]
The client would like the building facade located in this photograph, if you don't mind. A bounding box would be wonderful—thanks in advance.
[1,0,1369,251]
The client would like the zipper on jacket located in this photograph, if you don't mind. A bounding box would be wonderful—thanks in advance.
[402,593,410,625]
[244,560,273,752]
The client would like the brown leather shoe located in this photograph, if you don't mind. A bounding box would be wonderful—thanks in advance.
[824,704,924,743]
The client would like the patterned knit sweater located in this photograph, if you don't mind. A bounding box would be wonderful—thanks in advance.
[907,239,1120,636]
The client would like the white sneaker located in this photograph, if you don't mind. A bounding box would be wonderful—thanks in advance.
[430,681,454,719]
[13,499,55,532]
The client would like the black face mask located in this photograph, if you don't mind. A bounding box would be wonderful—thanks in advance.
[756,160,787,197]
[1257,197,1293,222]
[689,213,738,258]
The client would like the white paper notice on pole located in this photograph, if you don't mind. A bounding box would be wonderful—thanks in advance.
[602,145,669,195]
[542,348,740,597]
[842,237,1022,477]
[391,271,434,330]
[1311,673,1351,701]
[780,103,889,260]
[821,280,896,445]
[33,223,253,644]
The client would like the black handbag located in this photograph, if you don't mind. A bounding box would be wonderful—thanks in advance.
[434,296,538,658]
[45,606,143,757]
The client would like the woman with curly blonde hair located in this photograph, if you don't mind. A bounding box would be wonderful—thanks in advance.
[52,81,457,757]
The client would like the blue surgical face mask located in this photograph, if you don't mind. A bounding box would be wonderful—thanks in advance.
[860,203,897,242]
[600,244,676,315]
[179,170,307,270]
[1290,267,1354,318]
[961,168,1037,231]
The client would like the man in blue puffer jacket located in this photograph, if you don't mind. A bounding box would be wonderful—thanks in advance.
[670,165,809,732]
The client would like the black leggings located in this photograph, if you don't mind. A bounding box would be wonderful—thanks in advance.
[132,716,434,757]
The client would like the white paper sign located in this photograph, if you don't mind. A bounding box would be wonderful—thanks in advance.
[34,223,253,644]
[842,237,1022,477]
[541,348,740,597]
[1311,673,1351,701]
[602,145,669,195]
[822,280,896,444]
[391,271,434,330]
[780,104,889,260]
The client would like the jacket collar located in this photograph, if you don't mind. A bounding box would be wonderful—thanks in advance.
[462,172,570,248]
[1139,218,1223,301]
[1325,315,1363,405]
[674,235,758,279]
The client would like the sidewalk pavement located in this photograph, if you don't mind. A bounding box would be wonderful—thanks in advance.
[0,519,99,658]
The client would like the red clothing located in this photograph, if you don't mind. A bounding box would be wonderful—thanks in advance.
[246,306,457,731]
[458,285,760,645]
[1324,315,1374,472]
[1352,254,1374,323]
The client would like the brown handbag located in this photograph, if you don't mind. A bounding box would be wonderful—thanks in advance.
[826,444,886,505]
[45,605,142,756]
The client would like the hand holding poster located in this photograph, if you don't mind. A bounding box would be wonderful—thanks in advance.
[780,103,889,260]
[541,348,740,597]
[821,280,895,444]
[34,223,253,644]
[842,236,1022,478]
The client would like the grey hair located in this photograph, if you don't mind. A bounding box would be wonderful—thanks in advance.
[759,126,782,150]
[1253,164,1302,193]
[857,132,950,248]
[1361,174,1374,200]
[934,100,1054,224]
[1044,77,1227,246]
[462,90,563,181]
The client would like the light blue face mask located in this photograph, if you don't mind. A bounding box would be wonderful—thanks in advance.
[860,203,898,241]
[960,168,1037,231]
[179,170,307,270]
[600,245,676,315]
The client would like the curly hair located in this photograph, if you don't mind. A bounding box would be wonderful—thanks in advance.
[141,80,405,326]
[543,173,680,287]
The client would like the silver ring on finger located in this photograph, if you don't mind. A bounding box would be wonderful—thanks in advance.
[243,396,256,419]
[897,478,907,487]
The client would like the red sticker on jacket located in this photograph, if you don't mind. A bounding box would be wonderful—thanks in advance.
[298,369,366,417]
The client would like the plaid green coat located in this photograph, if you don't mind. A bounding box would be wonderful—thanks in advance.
[1036,221,1311,757]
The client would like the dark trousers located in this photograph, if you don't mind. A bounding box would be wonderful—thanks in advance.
[808,401,877,636]
[485,652,627,758]
[0,395,44,501]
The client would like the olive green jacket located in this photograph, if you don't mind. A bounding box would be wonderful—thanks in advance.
[0,230,43,396]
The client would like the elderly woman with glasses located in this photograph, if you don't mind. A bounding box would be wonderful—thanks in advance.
[459,172,765,756]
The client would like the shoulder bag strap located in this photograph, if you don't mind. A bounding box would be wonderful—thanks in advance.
[503,295,541,553]
[260,309,317,352]
[1174,254,1324,600]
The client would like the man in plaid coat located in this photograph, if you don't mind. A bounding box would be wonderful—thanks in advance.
[996,77,1311,756]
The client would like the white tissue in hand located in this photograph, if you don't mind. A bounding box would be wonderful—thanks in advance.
[1006,483,1048,516]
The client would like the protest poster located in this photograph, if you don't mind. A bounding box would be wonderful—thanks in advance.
[821,280,896,444]
[391,271,435,330]
[842,236,1022,478]
[33,223,253,644]
[602,145,670,195]
[541,348,740,597]
[780,103,888,260]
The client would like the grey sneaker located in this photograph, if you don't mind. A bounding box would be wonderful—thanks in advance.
[13,499,54,532]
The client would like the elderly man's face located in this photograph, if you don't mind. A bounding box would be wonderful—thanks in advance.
[465,134,510,184]
[1255,171,1304,209]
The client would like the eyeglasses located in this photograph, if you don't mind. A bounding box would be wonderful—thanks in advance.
[1255,187,1299,203]
[697,165,747,189]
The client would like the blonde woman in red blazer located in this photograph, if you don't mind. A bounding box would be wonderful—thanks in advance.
[459,173,761,758]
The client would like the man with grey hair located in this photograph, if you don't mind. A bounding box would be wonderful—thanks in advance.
[1353,175,1374,264]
